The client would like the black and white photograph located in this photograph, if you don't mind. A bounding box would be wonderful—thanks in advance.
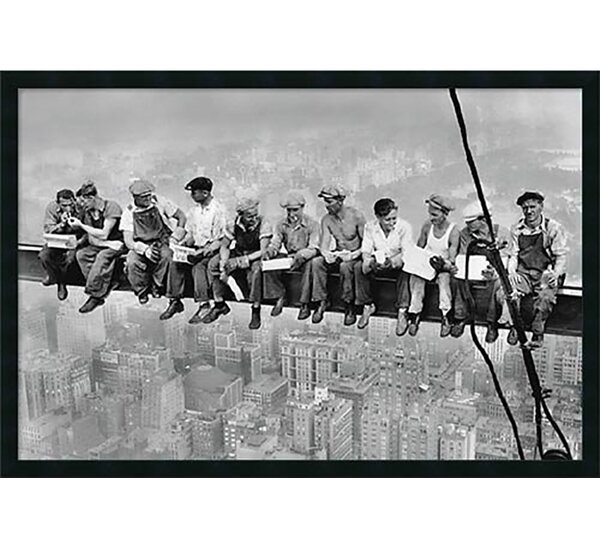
[7,76,592,471]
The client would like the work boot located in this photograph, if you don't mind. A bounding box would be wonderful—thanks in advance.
[507,327,519,346]
[151,285,163,299]
[440,315,452,338]
[485,323,499,344]
[396,309,409,337]
[138,293,149,305]
[160,298,184,321]
[271,297,285,317]
[249,307,261,330]
[312,301,327,324]
[79,296,105,314]
[188,302,210,324]
[202,302,231,324]
[358,303,376,330]
[343,304,357,327]
[57,283,68,301]
[450,320,467,338]
[297,304,311,321]
[529,333,544,349]
[408,313,420,337]
[41,275,53,286]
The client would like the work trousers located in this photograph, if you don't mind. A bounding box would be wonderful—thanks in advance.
[166,253,215,303]
[453,277,510,325]
[409,272,452,315]
[39,245,77,285]
[125,245,172,297]
[263,254,320,304]
[366,267,411,310]
[76,244,125,299]
[207,254,263,305]
[312,256,371,306]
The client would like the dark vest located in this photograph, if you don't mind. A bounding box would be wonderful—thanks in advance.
[517,218,552,278]
[84,200,123,241]
[233,217,262,254]
[132,205,170,244]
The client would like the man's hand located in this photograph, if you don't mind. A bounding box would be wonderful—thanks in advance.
[389,255,404,270]
[263,246,278,260]
[362,257,375,275]
[68,217,83,229]
[481,264,496,281]
[338,250,353,262]
[323,251,337,265]
[105,240,124,252]
[543,269,558,289]
[144,245,161,263]
[171,226,186,243]
[508,271,519,288]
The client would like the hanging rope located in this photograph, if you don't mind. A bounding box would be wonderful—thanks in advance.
[448,88,572,460]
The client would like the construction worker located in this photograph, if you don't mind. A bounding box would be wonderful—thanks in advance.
[160,177,227,323]
[263,191,321,320]
[361,197,414,333]
[312,184,369,326]
[39,188,85,301]
[505,191,569,348]
[69,181,126,313]
[407,194,459,337]
[451,201,512,342]
[121,179,187,305]
[203,197,272,330]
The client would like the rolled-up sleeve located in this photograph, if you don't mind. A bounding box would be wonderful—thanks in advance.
[120,207,133,233]
[399,221,414,256]
[43,202,61,233]
[307,219,320,249]
[269,220,284,252]
[549,220,569,277]
[211,205,227,242]
[361,223,375,257]
[507,224,520,274]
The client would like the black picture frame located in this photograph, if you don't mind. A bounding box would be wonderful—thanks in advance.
[2,70,598,477]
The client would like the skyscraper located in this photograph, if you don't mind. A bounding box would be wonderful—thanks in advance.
[398,409,438,460]
[313,396,353,460]
[438,423,476,460]
[57,300,106,359]
[141,370,185,430]
[183,365,243,412]
[287,395,316,455]
[19,309,49,356]
[360,398,396,460]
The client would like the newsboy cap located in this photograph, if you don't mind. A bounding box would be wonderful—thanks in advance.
[425,194,454,213]
[77,180,98,197]
[129,179,155,196]
[318,184,346,200]
[462,201,492,223]
[185,176,213,192]
[280,191,306,209]
[516,191,544,206]
[236,197,260,214]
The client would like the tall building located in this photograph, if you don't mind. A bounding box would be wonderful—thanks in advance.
[243,374,288,411]
[438,423,476,460]
[280,331,364,396]
[360,399,397,460]
[183,365,243,412]
[314,396,353,460]
[19,350,91,421]
[189,410,224,459]
[473,325,507,367]
[287,396,316,455]
[164,312,187,358]
[56,301,106,359]
[103,294,129,326]
[19,412,71,459]
[222,402,265,459]
[19,309,49,356]
[91,344,172,395]
[328,374,376,459]
[141,370,185,430]
[398,410,438,460]
[214,331,262,384]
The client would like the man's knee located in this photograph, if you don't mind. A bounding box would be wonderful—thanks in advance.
[339,261,354,276]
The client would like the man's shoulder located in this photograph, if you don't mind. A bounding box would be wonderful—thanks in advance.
[45,201,59,214]
[545,216,564,231]
[104,199,122,216]
[395,217,412,231]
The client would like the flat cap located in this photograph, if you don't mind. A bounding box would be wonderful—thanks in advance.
[425,194,454,213]
[185,176,213,192]
[318,184,346,200]
[236,197,260,214]
[516,191,544,206]
[462,201,492,223]
[280,191,306,209]
[77,180,98,197]
[129,179,155,196]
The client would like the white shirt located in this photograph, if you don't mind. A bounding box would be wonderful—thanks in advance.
[361,218,414,259]
[120,194,179,233]
[185,198,227,247]
[425,222,455,259]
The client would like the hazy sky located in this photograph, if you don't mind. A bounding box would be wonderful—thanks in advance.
[20,89,581,156]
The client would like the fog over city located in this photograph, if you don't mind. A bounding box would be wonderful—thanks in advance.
[18,89,582,461]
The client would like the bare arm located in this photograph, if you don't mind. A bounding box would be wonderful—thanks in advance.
[448,225,460,263]
[416,222,429,249]
[74,217,118,240]
[319,216,333,255]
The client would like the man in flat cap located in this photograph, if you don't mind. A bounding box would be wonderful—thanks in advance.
[121,179,187,305]
[361,197,414,333]
[38,188,86,301]
[407,194,460,337]
[67,181,126,313]
[503,191,568,348]
[204,196,273,330]
[450,201,512,342]
[160,177,227,323]
[312,184,368,326]
[263,190,321,320]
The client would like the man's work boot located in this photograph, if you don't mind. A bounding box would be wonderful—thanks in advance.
[440,315,452,338]
[451,320,467,338]
[249,306,261,330]
[57,283,68,301]
[151,285,163,299]
[312,301,327,324]
[343,304,357,327]
[160,298,184,321]
[529,332,544,349]
[138,293,149,305]
[396,309,409,337]
[188,302,210,324]
[408,313,421,337]
[202,302,231,324]
[357,303,376,330]
[485,323,499,344]
[507,327,519,346]
[79,296,105,314]
[297,304,311,321]
[271,297,285,317]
